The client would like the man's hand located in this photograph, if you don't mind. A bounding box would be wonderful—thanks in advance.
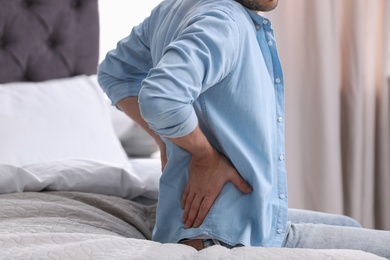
[181,148,252,229]
[166,125,252,229]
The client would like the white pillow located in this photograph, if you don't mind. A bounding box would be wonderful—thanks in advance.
[0,158,161,201]
[106,94,159,158]
[0,75,128,166]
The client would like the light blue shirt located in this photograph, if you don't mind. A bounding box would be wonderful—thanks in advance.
[98,0,288,247]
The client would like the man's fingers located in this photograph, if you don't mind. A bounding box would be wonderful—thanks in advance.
[184,195,202,229]
[181,185,190,210]
[182,190,195,223]
[180,152,252,230]
[184,195,216,229]
[229,171,253,194]
[192,195,214,228]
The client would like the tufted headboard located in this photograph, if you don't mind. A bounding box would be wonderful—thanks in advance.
[0,0,99,83]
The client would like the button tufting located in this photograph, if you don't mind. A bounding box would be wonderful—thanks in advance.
[71,0,81,8]
[47,39,56,49]
[23,0,32,8]
[24,74,31,81]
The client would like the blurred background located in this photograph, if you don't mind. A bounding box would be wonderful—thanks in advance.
[98,0,390,230]
[99,0,162,63]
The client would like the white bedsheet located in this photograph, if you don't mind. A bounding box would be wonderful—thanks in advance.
[2,236,384,260]
[0,159,385,260]
[0,158,161,202]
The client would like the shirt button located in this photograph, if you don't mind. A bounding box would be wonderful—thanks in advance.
[278,117,284,123]
[263,19,268,25]
[255,24,260,30]
[279,155,285,161]
[279,194,285,199]
[277,229,283,234]
[275,78,281,84]
[268,40,273,46]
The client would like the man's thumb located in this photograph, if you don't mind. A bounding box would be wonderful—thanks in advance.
[230,172,253,194]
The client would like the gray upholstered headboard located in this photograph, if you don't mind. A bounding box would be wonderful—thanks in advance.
[0,0,99,84]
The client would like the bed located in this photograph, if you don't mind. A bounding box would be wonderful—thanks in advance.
[0,0,385,259]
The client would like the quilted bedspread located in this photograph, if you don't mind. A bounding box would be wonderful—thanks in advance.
[0,191,385,260]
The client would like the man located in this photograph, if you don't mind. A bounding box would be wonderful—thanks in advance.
[98,0,390,257]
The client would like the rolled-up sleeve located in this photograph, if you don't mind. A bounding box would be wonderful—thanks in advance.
[139,9,239,138]
[98,17,153,105]
[98,7,239,139]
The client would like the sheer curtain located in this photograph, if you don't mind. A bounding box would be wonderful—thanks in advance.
[266,0,390,229]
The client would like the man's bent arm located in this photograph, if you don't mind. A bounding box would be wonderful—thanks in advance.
[166,126,253,229]
[119,96,252,228]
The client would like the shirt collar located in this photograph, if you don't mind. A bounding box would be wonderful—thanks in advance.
[244,8,272,29]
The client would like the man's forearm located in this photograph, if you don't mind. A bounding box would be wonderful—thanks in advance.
[166,126,215,160]
[116,97,163,146]
[116,96,167,170]
[117,97,214,160]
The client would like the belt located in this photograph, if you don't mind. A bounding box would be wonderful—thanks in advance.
[179,239,206,251]
[179,238,240,250]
